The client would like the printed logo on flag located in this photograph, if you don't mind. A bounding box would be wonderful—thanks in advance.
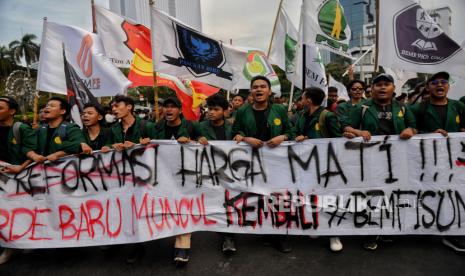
[284,34,297,74]
[163,22,233,80]
[394,4,461,65]
[76,34,93,78]
[242,51,280,89]
[316,0,349,52]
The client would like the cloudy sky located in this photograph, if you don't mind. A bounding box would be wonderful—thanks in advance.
[0,0,464,52]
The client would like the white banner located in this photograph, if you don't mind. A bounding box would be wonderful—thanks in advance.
[37,21,131,96]
[328,75,349,100]
[378,0,465,78]
[289,44,327,91]
[2,134,465,249]
[150,8,248,90]
[301,0,352,58]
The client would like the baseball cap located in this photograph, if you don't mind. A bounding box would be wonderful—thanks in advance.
[163,97,181,108]
[0,96,19,111]
[427,71,450,84]
[373,73,394,84]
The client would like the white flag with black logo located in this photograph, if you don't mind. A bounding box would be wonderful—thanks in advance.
[379,0,465,78]
[150,8,248,90]
[37,21,131,96]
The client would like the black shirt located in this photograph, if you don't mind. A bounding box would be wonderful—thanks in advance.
[44,127,57,156]
[164,124,181,140]
[212,124,226,140]
[84,128,109,150]
[303,110,317,137]
[0,126,11,163]
[432,104,447,129]
[253,109,271,141]
[376,104,395,135]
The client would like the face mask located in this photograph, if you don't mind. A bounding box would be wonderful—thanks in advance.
[138,114,146,119]
[105,114,116,123]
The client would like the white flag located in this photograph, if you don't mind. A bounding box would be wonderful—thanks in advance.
[37,21,131,96]
[327,75,349,100]
[150,8,248,90]
[301,0,352,58]
[95,6,142,68]
[383,67,417,96]
[269,6,299,74]
[235,48,281,97]
[289,44,327,91]
[448,76,465,101]
[379,0,465,78]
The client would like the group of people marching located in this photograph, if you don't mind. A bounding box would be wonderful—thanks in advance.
[0,71,464,266]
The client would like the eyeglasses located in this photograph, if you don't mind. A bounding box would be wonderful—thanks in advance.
[350,87,364,91]
[430,79,449,85]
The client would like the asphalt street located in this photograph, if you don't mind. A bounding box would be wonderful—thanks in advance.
[0,233,463,276]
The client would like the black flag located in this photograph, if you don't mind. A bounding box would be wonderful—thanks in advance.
[63,45,101,128]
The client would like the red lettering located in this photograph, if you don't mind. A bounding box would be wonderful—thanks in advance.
[106,198,122,238]
[178,198,190,229]
[190,198,202,225]
[30,208,52,241]
[202,193,216,225]
[77,203,91,240]
[59,205,77,240]
[131,193,153,236]
[9,208,34,241]
[0,209,9,242]
[86,200,105,238]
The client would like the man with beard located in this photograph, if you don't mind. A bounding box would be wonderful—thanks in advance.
[36,97,84,162]
[80,103,110,153]
[343,74,416,251]
[232,75,293,253]
[410,71,465,252]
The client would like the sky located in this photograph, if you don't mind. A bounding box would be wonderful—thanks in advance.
[0,0,464,53]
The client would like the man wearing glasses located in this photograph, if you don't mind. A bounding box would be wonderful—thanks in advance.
[411,71,465,252]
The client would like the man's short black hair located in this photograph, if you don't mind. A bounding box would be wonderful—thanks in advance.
[303,87,326,106]
[346,80,366,92]
[111,95,135,112]
[83,102,105,116]
[250,75,271,89]
[328,86,338,93]
[232,94,245,101]
[206,94,229,110]
[0,96,19,114]
[49,97,70,118]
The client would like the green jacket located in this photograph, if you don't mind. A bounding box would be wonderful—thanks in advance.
[336,99,366,128]
[196,120,233,140]
[6,123,37,165]
[410,99,465,133]
[108,117,157,144]
[154,118,196,140]
[348,99,416,135]
[232,103,293,139]
[293,106,342,138]
[37,122,84,156]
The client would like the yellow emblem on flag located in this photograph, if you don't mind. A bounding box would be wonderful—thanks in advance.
[274,118,281,126]
[398,110,404,118]
[11,137,16,144]
[130,48,153,77]
[456,115,460,124]
[315,123,320,131]
[54,136,62,145]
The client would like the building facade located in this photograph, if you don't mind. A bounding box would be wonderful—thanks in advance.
[109,0,202,31]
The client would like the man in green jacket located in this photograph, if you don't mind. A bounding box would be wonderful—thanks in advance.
[0,96,41,265]
[233,75,292,148]
[294,87,342,140]
[410,71,465,135]
[343,74,416,142]
[336,79,366,126]
[343,74,416,251]
[232,75,292,253]
[102,95,156,152]
[411,71,465,252]
[36,97,84,162]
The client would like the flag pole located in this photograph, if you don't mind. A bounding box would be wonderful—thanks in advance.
[91,0,97,33]
[374,0,380,72]
[33,16,48,129]
[149,0,160,122]
[287,83,294,112]
[302,43,306,90]
[267,0,284,57]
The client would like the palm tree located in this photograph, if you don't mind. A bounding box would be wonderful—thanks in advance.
[0,45,14,77]
[9,33,40,77]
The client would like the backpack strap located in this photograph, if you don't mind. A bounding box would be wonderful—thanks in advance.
[12,122,22,145]
[58,122,69,141]
[318,109,330,138]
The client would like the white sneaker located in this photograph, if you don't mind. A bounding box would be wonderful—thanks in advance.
[0,248,14,265]
[329,237,343,252]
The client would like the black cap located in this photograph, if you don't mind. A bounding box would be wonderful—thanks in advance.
[0,96,19,111]
[163,97,181,108]
[373,73,394,84]
[427,71,450,84]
